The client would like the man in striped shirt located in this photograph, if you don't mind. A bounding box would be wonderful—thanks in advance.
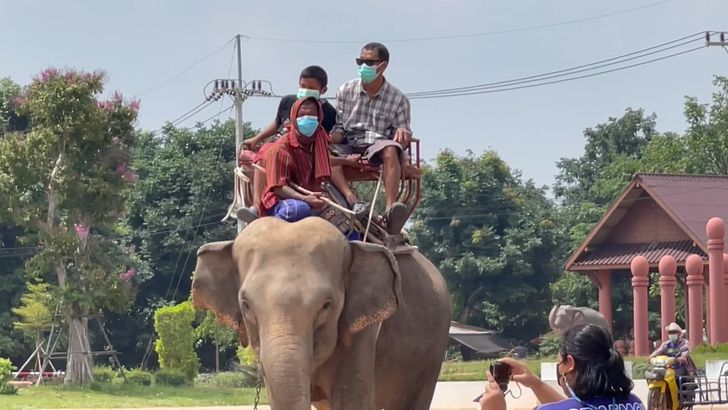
[329,42,412,234]
[257,97,331,222]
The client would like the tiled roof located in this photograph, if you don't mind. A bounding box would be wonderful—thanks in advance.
[566,173,728,271]
[639,174,728,245]
[572,240,706,269]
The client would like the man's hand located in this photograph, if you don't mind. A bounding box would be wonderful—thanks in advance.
[479,373,506,410]
[393,127,412,147]
[243,136,262,151]
[344,154,362,169]
[303,192,326,209]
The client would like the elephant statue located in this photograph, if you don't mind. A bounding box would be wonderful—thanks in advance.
[192,217,451,410]
[548,305,610,333]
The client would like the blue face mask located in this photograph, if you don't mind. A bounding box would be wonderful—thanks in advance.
[296,88,320,99]
[296,115,319,137]
[358,63,378,84]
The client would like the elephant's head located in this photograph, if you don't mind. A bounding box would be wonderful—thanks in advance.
[191,217,402,409]
[549,304,578,331]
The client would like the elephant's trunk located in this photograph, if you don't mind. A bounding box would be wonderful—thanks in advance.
[548,305,559,330]
[259,327,313,410]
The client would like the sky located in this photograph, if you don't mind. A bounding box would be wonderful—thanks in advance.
[1,0,727,190]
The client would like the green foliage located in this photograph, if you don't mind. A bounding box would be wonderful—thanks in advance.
[196,310,237,350]
[154,301,200,379]
[194,371,257,388]
[92,366,116,383]
[538,334,561,357]
[109,120,252,367]
[550,272,596,309]
[124,368,153,386]
[411,150,565,341]
[693,343,728,354]
[0,357,17,395]
[12,281,54,335]
[154,369,189,386]
[236,345,257,366]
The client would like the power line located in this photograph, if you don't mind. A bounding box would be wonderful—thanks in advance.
[407,46,704,99]
[406,32,705,97]
[135,38,234,97]
[241,0,673,44]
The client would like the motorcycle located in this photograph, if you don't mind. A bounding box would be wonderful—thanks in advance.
[645,355,696,410]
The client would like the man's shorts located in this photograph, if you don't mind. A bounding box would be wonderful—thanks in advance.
[329,139,402,166]
[268,199,311,222]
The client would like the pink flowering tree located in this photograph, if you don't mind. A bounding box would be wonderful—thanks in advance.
[0,68,146,384]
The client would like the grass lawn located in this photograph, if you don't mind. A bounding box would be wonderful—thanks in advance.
[439,352,728,382]
[1,383,267,410]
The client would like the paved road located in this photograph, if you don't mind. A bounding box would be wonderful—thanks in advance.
[36,380,728,410]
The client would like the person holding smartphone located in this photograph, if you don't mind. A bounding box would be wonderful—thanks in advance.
[479,324,644,410]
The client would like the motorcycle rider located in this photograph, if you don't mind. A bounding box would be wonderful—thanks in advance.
[650,322,696,377]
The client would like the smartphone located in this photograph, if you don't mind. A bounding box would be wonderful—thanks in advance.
[472,360,512,402]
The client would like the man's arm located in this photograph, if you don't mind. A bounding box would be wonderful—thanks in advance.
[650,342,668,358]
[245,121,278,148]
[274,185,308,202]
[331,85,346,144]
[392,96,412,147]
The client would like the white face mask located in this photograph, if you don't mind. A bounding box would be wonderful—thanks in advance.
[669,334,679,342]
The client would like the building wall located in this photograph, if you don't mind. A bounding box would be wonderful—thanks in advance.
[607,199,690,244]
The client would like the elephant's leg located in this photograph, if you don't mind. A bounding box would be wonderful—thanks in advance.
[406,364,441,410]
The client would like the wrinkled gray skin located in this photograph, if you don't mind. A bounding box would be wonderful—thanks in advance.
[192,217,451,410]
[549,305,610,333]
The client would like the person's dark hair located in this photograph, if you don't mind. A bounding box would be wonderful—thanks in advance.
[560,324,633,401]
[362,42,390,62]
[299,65,328,88]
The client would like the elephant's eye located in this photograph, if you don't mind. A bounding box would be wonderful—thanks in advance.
[322,301,332,311]
[242,301,250,310]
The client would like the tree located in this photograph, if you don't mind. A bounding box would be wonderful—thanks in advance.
[684,76,728,174]
[0,78,30,363]
[411,150,565,341]
[112,119,249,368]
[12,282,54,372]
[554,108,657,210]
[195,311,238,372]
[0,68,145,384]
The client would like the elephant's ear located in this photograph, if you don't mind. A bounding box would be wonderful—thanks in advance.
[191,240,248,346]
[339,241,403,347]
[573,310,585,322]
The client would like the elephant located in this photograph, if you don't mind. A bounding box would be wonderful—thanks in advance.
[191,217,451,410]
[548,305,610,333]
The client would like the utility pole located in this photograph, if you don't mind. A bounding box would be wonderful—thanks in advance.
[705,31,727,47]
[234,34,245,233]
[204,36,275,232]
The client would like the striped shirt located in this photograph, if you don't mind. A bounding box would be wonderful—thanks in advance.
[332,78,411,147]
[259,134,329,213]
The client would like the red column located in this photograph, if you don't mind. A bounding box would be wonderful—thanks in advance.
[631,256,650,356]
[598,270,613,332]
[686,254,705,349]
[658,255,677,342]
[706,217,726,344]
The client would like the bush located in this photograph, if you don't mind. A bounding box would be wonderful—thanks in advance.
[236,345,257,366]
[155,369,189,386]
[125,368,153,386]
[92,366,116,383]
[0,358,17,395]
[694,343,728,354]
[154,301,200,379]
[538,334,561,357]
[195,370,257,388]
